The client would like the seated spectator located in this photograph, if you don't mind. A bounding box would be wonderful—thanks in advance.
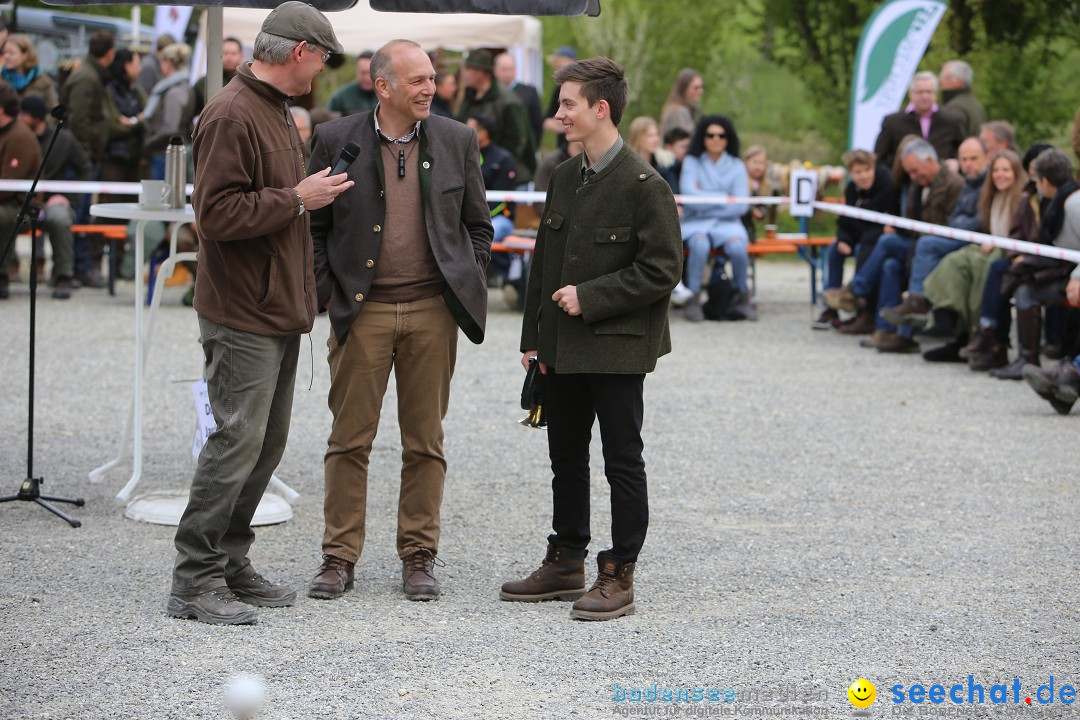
[880,136,987,331]
[663,126,691,191]
[660,68,703,139]
[465,113,519,301]
[457,49,535,185]
[979,120,1019,155]
[431,70,457,118]
[680,114,755,322]
[822,138,963,352]
[532,141,582,217]
[0,83,40,300]
[2,34,57,111]
[919,149,1027,361]
[986,149,1078,380]
[963,143,1054,371]
[143,43,192,180]
[18,96,91,299]
[814,149,895,330]
[874,71,964,169]
[627,116,677,192]
[742,145,780,240]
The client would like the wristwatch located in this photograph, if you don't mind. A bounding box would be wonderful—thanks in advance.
[295,191,305,216]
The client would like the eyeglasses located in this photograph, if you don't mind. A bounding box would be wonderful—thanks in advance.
[307,43,330,64]
[705,132,727,139]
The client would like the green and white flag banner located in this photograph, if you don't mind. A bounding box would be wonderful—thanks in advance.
[848,0,947,151]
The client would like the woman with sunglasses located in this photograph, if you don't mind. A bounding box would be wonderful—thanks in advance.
[679,114,754,321]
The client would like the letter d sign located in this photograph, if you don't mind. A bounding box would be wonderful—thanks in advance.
[788,168,818,218]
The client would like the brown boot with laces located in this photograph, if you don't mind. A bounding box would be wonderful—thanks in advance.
[570,555,636,621]
[402,548,442,601]
[308,555,355,600]
[166,585,258,625]
[500,544,587,601]
[227,570,296,607]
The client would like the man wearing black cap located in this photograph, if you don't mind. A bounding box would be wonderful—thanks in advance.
[167,1,353,626]
[18,96,91,300]
[457,49,536,184]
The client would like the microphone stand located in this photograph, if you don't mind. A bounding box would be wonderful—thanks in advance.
[0,105,84,527]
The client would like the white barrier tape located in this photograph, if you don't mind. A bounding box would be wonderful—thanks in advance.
[812,200,1080,265]
[5,179,1074,265]
[0,181,789,209]
[0,180,194,195]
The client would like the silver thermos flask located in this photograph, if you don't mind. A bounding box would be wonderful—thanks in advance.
[165,136,186,209]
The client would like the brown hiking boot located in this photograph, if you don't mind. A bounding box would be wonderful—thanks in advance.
[166,586,258,625]
[822,285,861,313]
[570,555,636,621]
[960,326,996,359]
[969,346,1008,372]
[880,293,930,327]
[402,548,441,601]
[308,555,355,600]
[876,332,920,354]
[227,570,296,607]
[837,310,875,335]
[1022,363,1077,415]
[859,329,891,349]
[500,544,588,602]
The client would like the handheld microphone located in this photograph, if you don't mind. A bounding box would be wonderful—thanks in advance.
[51,104,68,121]
[331,141,361,175]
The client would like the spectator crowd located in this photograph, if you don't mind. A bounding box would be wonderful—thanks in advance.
[0,22,1077,415]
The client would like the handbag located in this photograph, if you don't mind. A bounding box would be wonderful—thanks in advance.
[519,357,547,429]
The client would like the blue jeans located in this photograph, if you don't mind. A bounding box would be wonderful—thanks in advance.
[980,258,1013,345]
[851,233,908,300]
[488,213,515,278]
[684,232,749,293]
[909,235,966,295]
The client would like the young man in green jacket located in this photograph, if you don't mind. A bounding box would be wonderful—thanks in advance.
[501,57,683,620]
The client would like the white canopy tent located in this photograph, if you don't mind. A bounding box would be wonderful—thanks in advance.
[197,5,544,86]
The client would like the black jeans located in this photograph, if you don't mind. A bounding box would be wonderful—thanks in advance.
[545,369,648,563]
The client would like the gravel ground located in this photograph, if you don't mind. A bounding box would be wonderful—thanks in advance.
[0,257,1077,720]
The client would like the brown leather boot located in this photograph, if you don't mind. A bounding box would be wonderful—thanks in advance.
[500,544,587,601]
[570,555,635,621]
[308,555,355,600]
[960,325,996,359]
[990,307,1041,380]
[402,548,441,601]
[969,346,1008,371]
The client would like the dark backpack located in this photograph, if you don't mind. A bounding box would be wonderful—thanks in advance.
[702,270,740,321]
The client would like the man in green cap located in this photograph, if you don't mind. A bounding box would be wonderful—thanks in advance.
[457,48,536,184]
[167,1,353,626]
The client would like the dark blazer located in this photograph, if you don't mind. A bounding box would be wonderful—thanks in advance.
[874,108,965,168]
[521,145,683,374]
[309,112,493,345]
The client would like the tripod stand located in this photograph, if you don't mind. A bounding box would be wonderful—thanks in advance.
[0,104,84,527]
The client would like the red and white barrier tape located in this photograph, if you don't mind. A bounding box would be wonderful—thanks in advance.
[2,180,1073,265]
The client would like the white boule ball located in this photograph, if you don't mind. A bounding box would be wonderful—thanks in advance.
[224,673,266,719]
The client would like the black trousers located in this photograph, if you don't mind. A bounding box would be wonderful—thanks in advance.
[545,369,648,563]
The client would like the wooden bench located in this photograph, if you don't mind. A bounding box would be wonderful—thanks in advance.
[28,223,129,295]
[491,233,837,304]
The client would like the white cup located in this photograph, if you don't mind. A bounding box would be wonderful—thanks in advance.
[139,179,170,210]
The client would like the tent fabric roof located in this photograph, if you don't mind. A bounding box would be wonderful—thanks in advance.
[221,5,541,53]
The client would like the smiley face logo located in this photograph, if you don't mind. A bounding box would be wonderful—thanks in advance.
[848,678,876,709]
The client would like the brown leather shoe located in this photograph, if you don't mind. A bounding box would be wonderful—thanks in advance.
[960,326,996,359]
[308,555,355,600]
[822,285,860,313]
[879,293,930,327]
[837,310,875,335]
[228,570,296,607]
[500,544,587,601]
[570,555,635,621]
[969,346,1008,372]
[402,548,441,601]
[875,332,920,354]
[166,586,258,625]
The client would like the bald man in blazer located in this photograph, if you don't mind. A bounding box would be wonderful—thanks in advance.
[306,39,492,603]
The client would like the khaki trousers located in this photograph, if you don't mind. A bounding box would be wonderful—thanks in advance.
[322,295,458,562]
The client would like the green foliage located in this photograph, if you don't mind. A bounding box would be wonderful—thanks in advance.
[13,1,154,25]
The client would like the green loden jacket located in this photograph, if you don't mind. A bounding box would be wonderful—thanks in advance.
[520,144,683,374]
